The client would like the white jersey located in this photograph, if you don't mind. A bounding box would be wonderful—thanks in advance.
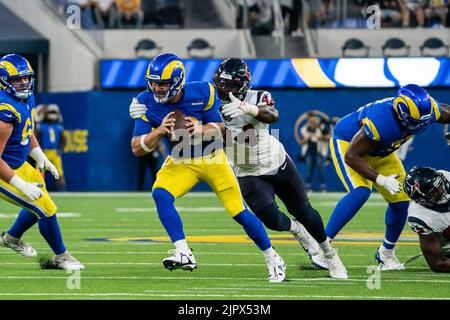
[407,170,450,253]
[223,90,286,177]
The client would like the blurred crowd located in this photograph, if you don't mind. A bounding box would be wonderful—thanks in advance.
[54,0,184,29]
[237,0,332,36]
[361,0,449,28]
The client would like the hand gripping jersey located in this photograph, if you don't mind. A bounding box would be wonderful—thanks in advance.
[0,90,35,169]
[408,170,450,253]
[223,90,286,177]
[132,81,223,158]
[333,97,442,157]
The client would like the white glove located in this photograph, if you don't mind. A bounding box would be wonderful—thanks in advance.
[221,93,259,119]
[376,174,401,196]
[30,148,59,180]
[129,97,147,119]
[9,175,43,201]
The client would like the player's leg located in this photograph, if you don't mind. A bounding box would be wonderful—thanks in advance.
[201,150,286,282]
[273,156,347,278]
[326,138,373,239]
[0,162,83,269]
[1,208,38,257]
[238,175,292,232]
[371,153,410,270]
[152,157,200,271]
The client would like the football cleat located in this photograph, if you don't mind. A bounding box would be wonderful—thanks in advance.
[266,254,286,283]
[375,246,405,271]
[52,251,85,271]
[291,219,328,269]
[162,248,197,271]
[324,249,348,279]
[0,231,37,258]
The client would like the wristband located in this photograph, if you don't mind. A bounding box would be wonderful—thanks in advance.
[9,175,26,190]
[29,147,46,162]
[140,134,152,153]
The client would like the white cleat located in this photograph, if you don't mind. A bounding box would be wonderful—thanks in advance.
[375,246,405,271]
[162,248,197,271]
[52,251,85,271]
[324,249,348,279]
[291,219,328,269]
[266,254,286,283]
[0,231,37,258]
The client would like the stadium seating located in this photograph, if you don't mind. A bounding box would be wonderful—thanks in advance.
[341,38,370,57]
[134,38,162,58]
[382,38,411,57]
[420,37,449,57]
[187,38,215,59]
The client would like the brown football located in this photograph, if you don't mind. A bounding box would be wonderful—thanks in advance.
[170,109,187,142]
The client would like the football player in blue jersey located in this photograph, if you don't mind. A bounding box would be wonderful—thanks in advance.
[129,53,286,282]
[327,84,450,270]
[0,54,83,270]
[36,104,66,190]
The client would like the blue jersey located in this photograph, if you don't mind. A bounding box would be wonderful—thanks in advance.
[333,97,442,157]
[0,91,36,169]
[39,122,63,150]
[132,81,223,158]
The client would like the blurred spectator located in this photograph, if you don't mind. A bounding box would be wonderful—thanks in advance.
[246,0,275,35]
[280,0,304,36]
[70,0,96,29]
[298,113,330,192]
[94,0,117,28]
[426,0,448,27]
[305,0,327,27]
[400,0,425,27]
[116,0,144,28]
[137,142,167,190]
[35,105,67,191]
[364,0,402,27]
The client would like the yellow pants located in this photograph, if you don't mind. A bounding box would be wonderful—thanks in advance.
[330,137,409,203]
[0,162,57,218]
[43,149,64,176]
[152,149,245,217]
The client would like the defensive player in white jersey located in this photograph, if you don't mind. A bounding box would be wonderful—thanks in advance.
[404,166,450,272]
[212,58,347,279]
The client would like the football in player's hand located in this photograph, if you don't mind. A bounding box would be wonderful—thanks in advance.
[170,109,187,142]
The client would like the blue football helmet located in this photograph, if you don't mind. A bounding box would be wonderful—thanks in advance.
[145,53,185,103]
[393,84,439,134]
[0,54,35,100]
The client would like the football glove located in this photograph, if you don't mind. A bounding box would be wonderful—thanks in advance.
[221,93,259,119]
[30,148,59,180]
[376,174,401,196]
[129,97,147,119]
[9,175,43,201]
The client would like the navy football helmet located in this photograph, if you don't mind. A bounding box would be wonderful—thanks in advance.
[213,58,251,103]
[404,166,450,208]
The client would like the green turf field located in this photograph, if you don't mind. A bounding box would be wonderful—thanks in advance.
[0,192,448,300]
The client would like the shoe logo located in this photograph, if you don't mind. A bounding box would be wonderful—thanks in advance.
[280,162,287,170]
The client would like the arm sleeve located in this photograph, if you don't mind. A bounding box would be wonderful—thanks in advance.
[0,103,19,124]
[408,216,436,235]
[132,118,153,138]
[361,116,382,141]
[202,83,223,124]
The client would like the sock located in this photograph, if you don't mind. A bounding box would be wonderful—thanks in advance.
[383,201,409,249]
[263,247,277,260]
[38,215,66,255]
[325,187,371,239]
[289,219,298,233]
[152,188,185,243]
[234,209,271,251]
[7,209,38,239]
[319,239,334,255]
[174,239,189,251]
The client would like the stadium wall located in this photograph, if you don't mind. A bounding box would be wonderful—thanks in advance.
[37,88,450,192]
